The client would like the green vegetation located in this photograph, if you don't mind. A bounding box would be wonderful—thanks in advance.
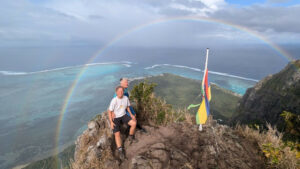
[129,73,241,124]
[236,110,300,169]
[130,81,192,125]
[262,61,300,94]
[281,111,300,142]
[231,59,300,169]
[235,60,300,130]
[236,123,300,169]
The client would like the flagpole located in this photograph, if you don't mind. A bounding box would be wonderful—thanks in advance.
[199,48,209,131]
[199,124,202,131]
[205,48,209,70]
[201,48,209,96]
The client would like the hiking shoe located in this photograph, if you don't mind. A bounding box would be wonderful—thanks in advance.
[139,128,147,133]
[118,147,126,160]
[128,135,138,145]
[137,124,147,133]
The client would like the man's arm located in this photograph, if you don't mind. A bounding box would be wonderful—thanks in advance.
[108,110,115,129]
[111,111,116,119]
[126,97,135,120]
[108,110,113,122]
[108,99,116,129]
[127,107,136,121]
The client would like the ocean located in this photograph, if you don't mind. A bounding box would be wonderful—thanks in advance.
[0,46,293,168]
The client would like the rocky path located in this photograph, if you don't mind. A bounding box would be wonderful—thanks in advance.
[120,123,266,169]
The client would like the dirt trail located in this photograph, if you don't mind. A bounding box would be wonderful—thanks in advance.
[125,126,175,159]
[120,122,265,169]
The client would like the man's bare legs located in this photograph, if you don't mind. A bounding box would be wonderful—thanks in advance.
[128,119,137,135]
[114,119,136,149]
[114,131,122,148]
[127,119,137,145]
[114,131,125,160]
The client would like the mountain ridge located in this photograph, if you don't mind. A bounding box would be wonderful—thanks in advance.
[233,60,300,130]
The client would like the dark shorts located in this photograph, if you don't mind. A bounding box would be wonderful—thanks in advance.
[112,114,132,133]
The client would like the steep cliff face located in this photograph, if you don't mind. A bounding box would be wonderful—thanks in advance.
[233,60,300,128]
[71,112,266,169]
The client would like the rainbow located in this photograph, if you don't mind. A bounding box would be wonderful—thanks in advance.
[53,16,296,156]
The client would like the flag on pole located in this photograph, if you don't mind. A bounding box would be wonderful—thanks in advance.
[196,48,211,125]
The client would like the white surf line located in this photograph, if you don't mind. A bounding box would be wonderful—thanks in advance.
[123,64,132,67]
[144,64,259,82]
[208,70,259,82]
[0,61,133,76]
[145,64,202,72]
[128,74,164,82]
[0,71,28,75]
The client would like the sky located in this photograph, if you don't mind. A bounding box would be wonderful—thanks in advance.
[0,0,299,48]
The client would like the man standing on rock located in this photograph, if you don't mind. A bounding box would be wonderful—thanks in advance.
[108,86,137,159]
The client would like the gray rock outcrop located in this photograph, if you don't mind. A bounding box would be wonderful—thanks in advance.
[71,113,266,169]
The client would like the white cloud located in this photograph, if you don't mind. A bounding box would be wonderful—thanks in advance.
[0,0,299,47]
[169,3,204,14]
[197,0,226,11]
[211,4,300,34]
[267,0,292,3]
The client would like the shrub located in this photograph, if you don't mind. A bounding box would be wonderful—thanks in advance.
[235,124,299,169]
[130,81,194,125]
[280,111,300,142]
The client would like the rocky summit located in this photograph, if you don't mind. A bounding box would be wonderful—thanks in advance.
[71,112,266,169]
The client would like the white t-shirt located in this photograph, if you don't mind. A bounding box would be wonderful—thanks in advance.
[108,96,130,118]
